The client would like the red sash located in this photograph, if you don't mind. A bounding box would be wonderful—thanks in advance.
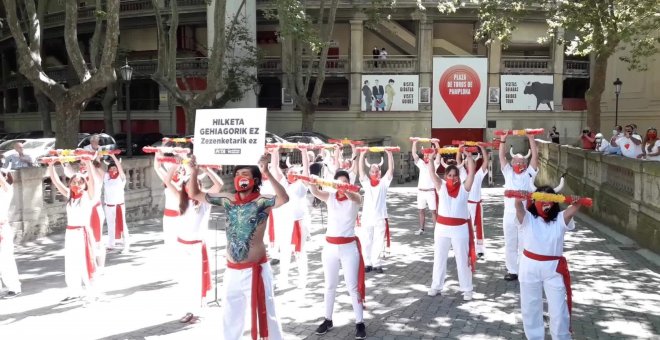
[67,226,96,280]
[523,249,573,330]
[227,256,269,340]
[436,215,477,273]
[177,237,212,298]
[267,211,275,246]
[325,236,366,305]
[106,203,125,239]
[291,220,302,253]
[163,209,180,217]
[384,218,391,250]
[90,201,102,243]
[468,200,484,245]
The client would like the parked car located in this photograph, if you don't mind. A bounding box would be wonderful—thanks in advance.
[16,131,54,139]
[0,139,28,154]
[3,138,55,166]
[78,133,117,151]
[281,131,332,145]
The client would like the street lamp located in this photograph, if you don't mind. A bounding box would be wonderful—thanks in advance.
[613,78,622,126]
[119,60,134,157]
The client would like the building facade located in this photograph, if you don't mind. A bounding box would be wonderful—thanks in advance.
[0,0,657,149]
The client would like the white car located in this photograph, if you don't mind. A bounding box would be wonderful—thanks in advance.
[3,138,56,166]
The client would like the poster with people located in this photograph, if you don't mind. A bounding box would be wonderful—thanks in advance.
[500,75,554,111]
[193,108,267,165]
[360,75,419,112]
[432,57,487,128]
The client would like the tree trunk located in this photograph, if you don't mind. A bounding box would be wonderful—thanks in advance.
[35,89,52,137]
[54,101,82,148]
[102,83,117,135]
[585,55,608,132]
[184,104,198,136]
[300,102,316,131]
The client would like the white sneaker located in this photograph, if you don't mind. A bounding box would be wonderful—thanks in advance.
[427,289,439,297]
[414,229,424,235]
[463,291,473,301]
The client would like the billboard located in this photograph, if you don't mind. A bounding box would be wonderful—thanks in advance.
[500,75,554,111]
[432,57,488,128]
[360,75,419,112]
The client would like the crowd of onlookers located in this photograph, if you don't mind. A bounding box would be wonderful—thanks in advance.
[549,124,659,161]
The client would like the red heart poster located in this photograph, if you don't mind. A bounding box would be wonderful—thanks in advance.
[439,65,481,123]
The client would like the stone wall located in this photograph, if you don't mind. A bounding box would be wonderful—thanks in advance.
[536,141,660,253]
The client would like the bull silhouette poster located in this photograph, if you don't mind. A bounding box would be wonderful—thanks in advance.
[500,75,554,111]
[432,57,487,128]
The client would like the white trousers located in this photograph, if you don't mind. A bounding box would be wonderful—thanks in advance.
[64,228,92,296]
[278,218,309,289]
[176,241,205,314]
[503,212,522,274]
[519,257,571,340]
[105,204,129,248]
[468,202,485,254]
[322,241,364,323]
[0,224,21,292]
[162,215,180,250]
[431,223,473,293]
[357,218,387,268]
[222,262,283,340]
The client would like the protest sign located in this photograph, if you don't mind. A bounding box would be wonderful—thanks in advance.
[193,108,267,165]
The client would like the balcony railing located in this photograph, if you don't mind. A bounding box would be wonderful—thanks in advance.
[258,56,350,74]
[564,60,590,78]
[501,57,552,74]
[362,55,418,73]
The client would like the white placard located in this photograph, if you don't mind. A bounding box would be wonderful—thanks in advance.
[360,74,419,111]
[500,75,554,111]
[193,108,267,165]
[432,57,488,128]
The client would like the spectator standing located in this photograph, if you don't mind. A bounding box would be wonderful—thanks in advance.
[4,143,33,169]
[549,127,560,144]
[608,125,623,155]
[580,127,596,150]
[638,128,659,161]
[617,125,643,159]
[372,47,380,68]
[379,47,388,68]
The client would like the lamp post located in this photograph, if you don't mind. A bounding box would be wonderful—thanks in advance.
[119,60,134,157]
[613,78,622,126]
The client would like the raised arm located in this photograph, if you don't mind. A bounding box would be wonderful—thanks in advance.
[0,171,9,192]
[333,144,341,168]
[358,149,367,181]
[270,147,284,182]
[48,163,69,197]
[432,140,442,166]
[426,150,443,191]
[62,163,76,178]
[109,154,126,181]
[384,150,394,180]
[514,198,526,224]
[462,153,476,192]
[456,144,463,164]
[301,145,311,177]
[345,190,362,204]
[480,145,489,172]
[305,180,330,202]
[83,158,96,200]
[153,152,167,182]
[166,164,184,198]
[528,134,539,171]
[411,140,420,163]
[563,201,582,225]
[261,154,288,208]
[499,135,508,171]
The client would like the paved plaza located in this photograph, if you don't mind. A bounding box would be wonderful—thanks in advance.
[1,186,659,339]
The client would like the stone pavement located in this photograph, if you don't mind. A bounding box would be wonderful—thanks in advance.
[1,187,659,340]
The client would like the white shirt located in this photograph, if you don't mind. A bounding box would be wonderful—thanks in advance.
[66,194,93,227]
[645,140,660,161]
[280,179,308,221]
[596,139,610,153]
[502,163,538,212]
[164,187,180,211]
[416,159,440,189]
[436,181,470,220]
[178,201,210,241]
[519,211,575,257]
[325,193,359,237]
[0,184,14,222]
[379,50,388,59]
[617,135,643,158]
[459,167,488,202]
[260,177,275,196]
[91,173,103,202]
[103,174,126,204]
[359,176,391,225]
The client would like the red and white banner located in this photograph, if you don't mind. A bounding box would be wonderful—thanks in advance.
[432,57,487,128]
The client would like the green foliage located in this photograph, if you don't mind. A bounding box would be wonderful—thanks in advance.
[267,0,324,53]
[220,13,259,105]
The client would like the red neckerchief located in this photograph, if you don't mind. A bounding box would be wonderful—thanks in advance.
[336,192,348,201]
[370,178,380,187]
[446,181,460,198]
[234,191,261,205]
[71,191,83,200]
[109,172,119,180]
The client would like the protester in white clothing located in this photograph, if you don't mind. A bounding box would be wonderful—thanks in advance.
[499,133,539,281]
[638,128,660,161]
[457,145,489,257]
[103,154,130,253]
[305,167,367,340]
[153,153,184,251]
[514,186,582,340]
[187,155,289,340]
[270,146,310,290]
[412,139,442,235]
[357,148,393,273]
[48,158,97,304]
[426,149,477,300]
[0,167,21,299]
